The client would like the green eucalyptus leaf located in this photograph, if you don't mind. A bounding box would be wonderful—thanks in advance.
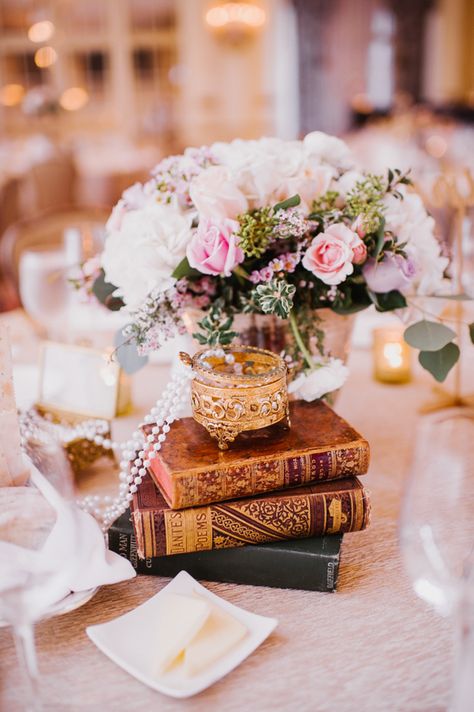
[404,319,456,352]
[104,295,125,312]
[114,329,148,375]
[418,343,460,382]
[273,194,301,212]
[469,322,474,344]
[373,218,386,260]
[369,289,407,312]
[92,270,121,308]
[171,256,202,280]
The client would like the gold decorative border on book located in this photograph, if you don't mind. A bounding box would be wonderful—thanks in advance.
[172,441,369,508]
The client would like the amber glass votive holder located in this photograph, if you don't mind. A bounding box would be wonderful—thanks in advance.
[373,327,412,384]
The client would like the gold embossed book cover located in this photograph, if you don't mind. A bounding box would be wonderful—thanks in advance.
[143,400,370,509]
[131,473,370,559]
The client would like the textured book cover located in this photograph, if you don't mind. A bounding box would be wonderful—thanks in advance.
[144,399,370,509]
[109,509,342,592]
[132,473,370,559]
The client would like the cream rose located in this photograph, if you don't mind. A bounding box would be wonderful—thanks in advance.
[189,165,248,220]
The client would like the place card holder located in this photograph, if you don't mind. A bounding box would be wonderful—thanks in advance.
[37,341,131,421]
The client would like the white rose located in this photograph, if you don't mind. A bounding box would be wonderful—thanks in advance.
[278,161,334,212]
[336,169,365,198]
[102,203,193,309]
[288,358,349,402]
[303,131,354,169]
[383,188,449,295]
[189,165,248,219]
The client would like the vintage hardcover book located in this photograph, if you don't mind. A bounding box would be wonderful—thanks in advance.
[131,473,370,559]
[109,509,342,592]
[143,399,370,509]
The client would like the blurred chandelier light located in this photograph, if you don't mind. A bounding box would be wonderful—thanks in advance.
[205,2,265,42]
[34,46,57,68]
[60,87,89,111]
[28,20,55,43]
[0,84,25,107]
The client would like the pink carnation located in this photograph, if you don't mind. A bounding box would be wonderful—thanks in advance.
[186,218,244,277]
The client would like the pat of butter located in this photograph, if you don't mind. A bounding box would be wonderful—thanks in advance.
[156,593,210,674]
[184,596,248,677]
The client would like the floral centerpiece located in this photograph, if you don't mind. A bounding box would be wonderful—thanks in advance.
[82,131,469,401]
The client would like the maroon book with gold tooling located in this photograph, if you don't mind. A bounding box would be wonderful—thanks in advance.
[131,473,370,559]
[143,400,370,509]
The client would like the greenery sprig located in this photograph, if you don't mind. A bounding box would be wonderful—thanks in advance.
[251,279,296,319]
[193,299,237,346]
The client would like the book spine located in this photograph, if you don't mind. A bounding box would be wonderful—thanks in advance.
[108,517,341,592]
[133,482,370,559]
[149,441,370,509]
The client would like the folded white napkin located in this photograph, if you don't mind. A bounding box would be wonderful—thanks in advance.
[0,457,135,621]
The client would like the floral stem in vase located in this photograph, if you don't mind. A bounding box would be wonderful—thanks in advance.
[289,310,314,371]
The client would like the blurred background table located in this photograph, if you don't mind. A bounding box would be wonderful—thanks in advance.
[0,310,451,712]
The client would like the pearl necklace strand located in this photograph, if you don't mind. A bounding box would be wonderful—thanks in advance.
[19,367,193,532]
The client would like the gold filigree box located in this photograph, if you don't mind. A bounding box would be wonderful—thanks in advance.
[180,346,290,450]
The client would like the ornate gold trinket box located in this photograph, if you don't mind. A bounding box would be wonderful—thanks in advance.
[180,346,290,450]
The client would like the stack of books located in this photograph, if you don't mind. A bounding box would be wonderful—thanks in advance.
[109,400,371,592]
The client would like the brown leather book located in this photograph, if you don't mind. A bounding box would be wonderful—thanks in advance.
[143,400,370,509]
[131,473,370,559]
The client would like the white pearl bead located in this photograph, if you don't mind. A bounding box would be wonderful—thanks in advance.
[130,466,138,475]
[148,451,156,460]
[138,450,145,459]
[158,434,166,443]
[134,476,143,486]
[153,443,161,451]
[126,493,134,501]
[162,424,170,434]
[138,467,147,476]
[143,459,151,467]
[134,458,142,467]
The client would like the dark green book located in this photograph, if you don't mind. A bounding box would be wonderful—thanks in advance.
[108,509,342,592]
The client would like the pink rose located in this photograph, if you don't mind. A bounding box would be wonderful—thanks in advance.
[189,166,248,220]
[325,222,367,265]
[303,231,354,286]
[351,240,367,265]
[351,215,366,239]
[187,218,244,276]
[325,222,367,264]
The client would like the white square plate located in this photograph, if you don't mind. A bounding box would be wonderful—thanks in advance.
[86,570,278,698]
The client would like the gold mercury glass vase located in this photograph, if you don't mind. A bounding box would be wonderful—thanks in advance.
[180,346,290,450]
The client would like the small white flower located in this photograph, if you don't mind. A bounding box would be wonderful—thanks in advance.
[288,358,349,402]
